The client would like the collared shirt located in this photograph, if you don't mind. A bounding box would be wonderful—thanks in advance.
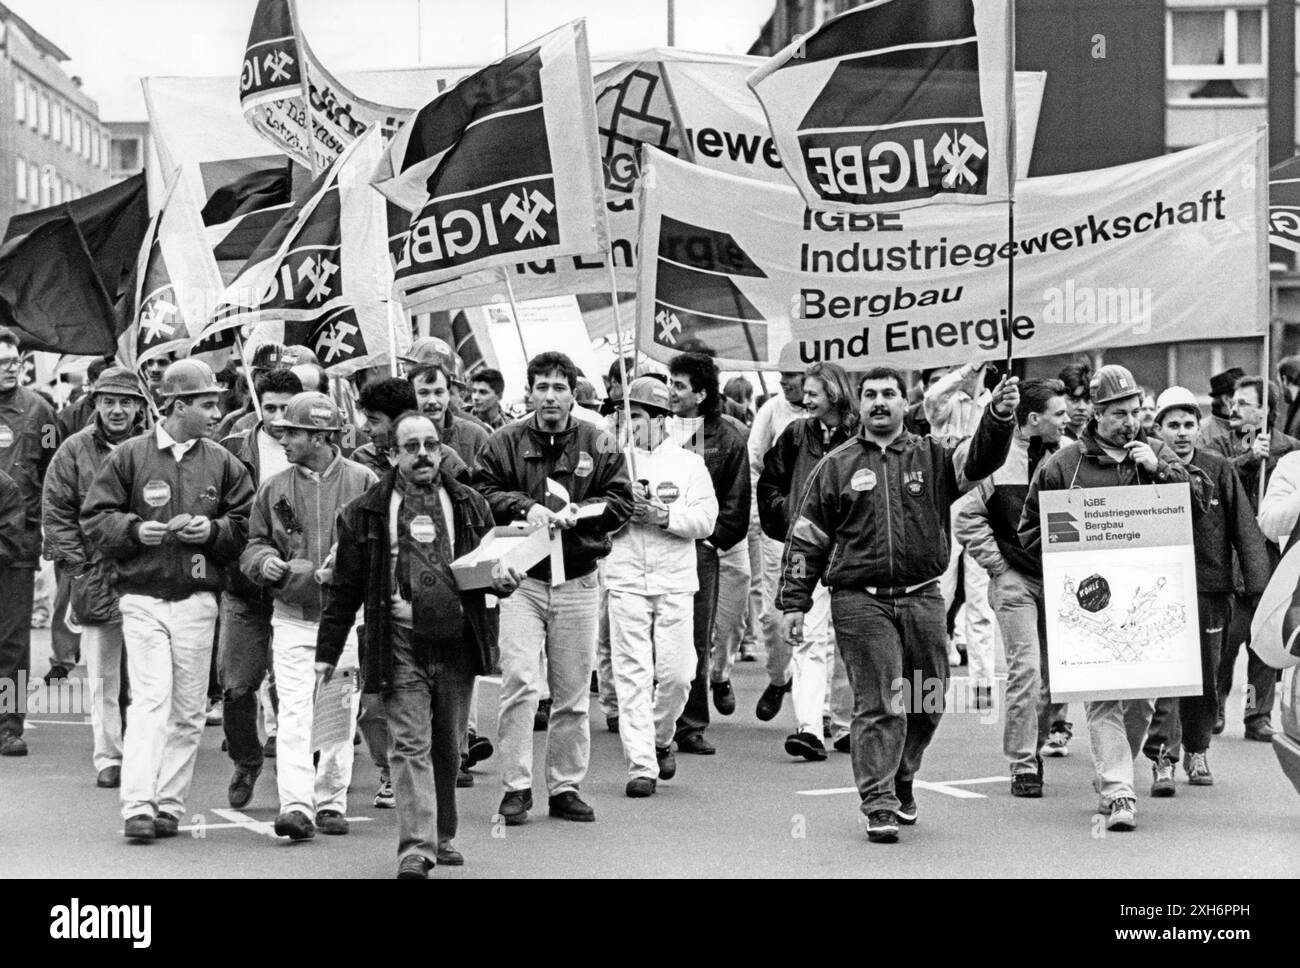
[155,423,198,463]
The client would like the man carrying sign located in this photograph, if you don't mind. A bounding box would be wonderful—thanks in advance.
[1019,365,1197,831]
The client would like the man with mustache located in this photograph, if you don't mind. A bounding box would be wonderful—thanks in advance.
[778,364,1018,843]
[81,359,254,841]
[1020,365,1198,832]
[42,367,147,786]
[409,362,489,468]
[316,411,521,877]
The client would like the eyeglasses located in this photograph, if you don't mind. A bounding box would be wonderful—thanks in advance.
[400,440,440,455]
[0,358,21,371]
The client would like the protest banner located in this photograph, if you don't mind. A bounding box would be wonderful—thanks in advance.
[635,127,1267,371]
[1039,484,1202,702]
[748,0,1014,212]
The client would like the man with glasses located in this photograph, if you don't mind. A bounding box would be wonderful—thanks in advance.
[0,327,58,757]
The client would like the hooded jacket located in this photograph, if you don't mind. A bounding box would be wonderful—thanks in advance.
[80,427,254,601]
[1017,421,1198,561]
[472,413,634,581]
[315,468,500,690]
[240,453,377,624]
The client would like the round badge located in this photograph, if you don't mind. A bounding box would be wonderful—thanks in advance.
[906,480,923,496]
[574,452,594,478]
[851,468,876,492]
[143,480,172,508]
[0,425,13,449]
[655,481,680,504]
[409,514,437,544]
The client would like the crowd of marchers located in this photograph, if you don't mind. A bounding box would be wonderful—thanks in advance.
[0,322,1294,873]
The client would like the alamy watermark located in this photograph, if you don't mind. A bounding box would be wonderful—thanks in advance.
[0,674,100,717]
[1042,279,1152,335]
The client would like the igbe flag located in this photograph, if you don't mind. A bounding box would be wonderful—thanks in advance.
[373,20,606,291]
[747,0,1013,212]
[206,127,405,375]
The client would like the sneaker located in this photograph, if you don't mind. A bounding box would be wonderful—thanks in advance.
[896,780,918,825]
[315,809,349,835]
[273,810,316,841]
[1011,772,1043,798]
[466,731,494,768]
[1106,797,1137,831]
[373,772,395,809]
[205,700,224,726]
[755,679,791,722]
[865,809,900,843]
[1150,761,1176,797]
[784,731,828,762]
[1184,751,1214,786]
[625,777,656,798]
[1040,721,1072,757]
[123,815,156,842]
[533,698,552,732]
[498,790,533,826]
[656,745,677,780]
[711,680,736,716]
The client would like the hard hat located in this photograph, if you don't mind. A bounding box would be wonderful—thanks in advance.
[92,366,147,400]
[272,392,343,432]
[404,336,466,388]
[249,342,288,371]
[1152,386,1201,425]
[283,345,320,367]
[159,359,220,398]
[625,376,671,415]
[1088,364,1141,406]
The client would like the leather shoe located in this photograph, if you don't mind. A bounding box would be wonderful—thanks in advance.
[466,731,494,767]
[397,854,430,879]
[436,844,464,866]
[456,763,475,788]
[1244,722,1276,742]
[832,735,851,754]
[315,810,349,835]
[548,791,595,822]
[755,680,791,722]
[676,733,715,755]
[0,732,28,756]
[533,698,552,731]
[274,810,316,841]
[124,815,156,841]
[656,745,677,780]
[227,764,260,809]
[498,790,533,826]
[96,765,121,788]
[784,731,828,762]
[625,777,656,797]
[154,812,180,838]
[711,680,736,716]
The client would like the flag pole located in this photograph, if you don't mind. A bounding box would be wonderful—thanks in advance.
[501,268,529,361]
[233,333,265,425]
[1003,0,1017,375]
[1261,326,1271,507]
[386,299,401,377]
[288,0,317,178]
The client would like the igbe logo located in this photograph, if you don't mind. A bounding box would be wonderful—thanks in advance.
[394,182,559,268]
[803,126,988,201]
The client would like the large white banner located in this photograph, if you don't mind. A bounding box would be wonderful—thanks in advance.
[636,128,1268,371]
[1039,486,1201,702]
[748,0,1014,212]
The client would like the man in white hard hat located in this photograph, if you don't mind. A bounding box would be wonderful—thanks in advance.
[606,377,717,797]
[240,392,377,840]
[82,358,255,842]
[1144,386,1269,792]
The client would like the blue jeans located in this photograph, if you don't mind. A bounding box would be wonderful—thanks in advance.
[831,584,948,814]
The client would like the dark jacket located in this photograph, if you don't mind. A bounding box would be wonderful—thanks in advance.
[680,413,750,552]
[42,418,127,623]
[1209,426,1300,513]
[80,428,254,601]
[315,468,500,691]
[440,411,489,467]
[1187,447,1271,595]
[0,386,58,566]
[1018,421,1197,561]
[472,414,634,581]
[775,406,1015,613]
[351,440,469,484]
[56,392,97,440]
[757,417,853,542]
[220,424,277,604]
[0,468,25,568]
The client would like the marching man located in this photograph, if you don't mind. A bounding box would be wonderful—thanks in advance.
[240,393,377,840]
[605,378,717,797]
[82,359,254,842]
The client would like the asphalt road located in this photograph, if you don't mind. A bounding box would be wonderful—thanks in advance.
[3,630,1295,879]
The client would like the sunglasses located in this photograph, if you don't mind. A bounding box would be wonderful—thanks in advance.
[400,439,440,455]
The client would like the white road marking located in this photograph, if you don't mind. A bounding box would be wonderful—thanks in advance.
[24,719,90,727]
[797,776,1008,800]
[193,808,374,837]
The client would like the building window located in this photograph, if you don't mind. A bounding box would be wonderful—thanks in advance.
[72,114,81,154]
[90,127,99,166]
[39,169,50,207]
[62,106,72,147]
[15,158,25,200]
[38,93,49,135]
[101,133,110,170]
[1166,7,1267,102]
[26,87,37,130]
[27,166,38,205]
[51,100,61,142]
[111,136,141,173]
[13,78,23,123]
[82,119,90,159]
[51,175,61,206]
